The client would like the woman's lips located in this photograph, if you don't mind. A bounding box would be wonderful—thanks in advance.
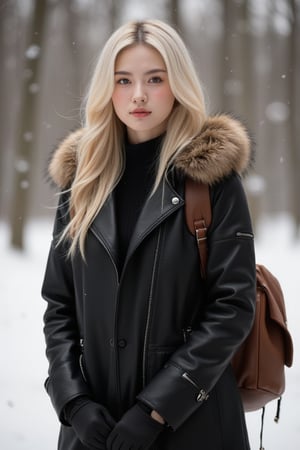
[130,109,151,118]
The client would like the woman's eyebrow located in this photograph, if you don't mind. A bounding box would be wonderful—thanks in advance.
[114,69,167,75]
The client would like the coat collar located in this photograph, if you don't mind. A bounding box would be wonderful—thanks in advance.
[48,114,253,269]
[49,114,253,189]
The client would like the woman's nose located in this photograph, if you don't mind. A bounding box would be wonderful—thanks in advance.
[132,84,147,103]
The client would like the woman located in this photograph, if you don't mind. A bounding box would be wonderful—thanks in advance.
[42,19,256,450]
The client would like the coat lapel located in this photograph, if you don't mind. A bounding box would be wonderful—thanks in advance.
[90,192,119,269]
[89,179,184,272]
[124,178,184,265]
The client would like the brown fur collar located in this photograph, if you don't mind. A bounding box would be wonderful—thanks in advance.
[49,114,253,189]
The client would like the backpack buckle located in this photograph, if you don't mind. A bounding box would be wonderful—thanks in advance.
[195,220,207,243]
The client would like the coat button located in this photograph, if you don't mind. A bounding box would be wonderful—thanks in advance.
[118,339,127,348]
[171,196,179,205]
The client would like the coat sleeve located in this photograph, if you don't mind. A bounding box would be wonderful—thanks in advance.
[41,194,90,424]
[137,174,256,430]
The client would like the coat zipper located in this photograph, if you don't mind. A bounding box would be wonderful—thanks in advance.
[182,372,209,402]
[236,231,254,239]
[79,338,87,382]
[183,326,192,343]
[142,227,162,388]
[142,182,180,388]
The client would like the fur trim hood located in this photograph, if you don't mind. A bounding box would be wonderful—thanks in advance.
[49,114,253,189]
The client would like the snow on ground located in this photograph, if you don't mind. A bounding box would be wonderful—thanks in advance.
[0,215,299,450]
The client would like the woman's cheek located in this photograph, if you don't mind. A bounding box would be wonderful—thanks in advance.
[153,87,175,104]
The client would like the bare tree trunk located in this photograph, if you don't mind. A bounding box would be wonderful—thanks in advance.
[0,1,17,216]
[221,0,260,228]
[110,0,119,30]
[263,2,290,215]
[10,0,48,249]
[169,0,180,29]
[222,0,251,115]
[289,0,300,235]
[0,3,7,179]
[65,0,81,99]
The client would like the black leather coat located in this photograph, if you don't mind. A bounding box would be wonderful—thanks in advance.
[42,115,256,450]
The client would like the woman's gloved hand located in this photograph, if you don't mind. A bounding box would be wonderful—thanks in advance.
[65,396,116,450]
[106,403,164,450]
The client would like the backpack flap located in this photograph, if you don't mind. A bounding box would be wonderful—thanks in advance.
[232,264,294,412]
[256,264,293,368]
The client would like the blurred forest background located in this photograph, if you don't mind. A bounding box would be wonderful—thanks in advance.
[0,0,299,249]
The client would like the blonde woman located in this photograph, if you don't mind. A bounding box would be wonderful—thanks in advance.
[42,19,256,450]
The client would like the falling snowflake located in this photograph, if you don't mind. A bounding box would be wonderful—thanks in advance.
[15,159,30,173]
[25,45,40,60]
[265,102,289,123]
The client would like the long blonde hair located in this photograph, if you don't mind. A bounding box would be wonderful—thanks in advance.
[63,19,207,257]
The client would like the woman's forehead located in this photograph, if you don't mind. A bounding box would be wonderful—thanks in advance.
[115,44,166,72]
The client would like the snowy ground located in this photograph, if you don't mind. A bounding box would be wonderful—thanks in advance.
[0,216,299,450]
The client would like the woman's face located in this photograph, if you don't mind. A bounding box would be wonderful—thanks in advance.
[112,44,175,144]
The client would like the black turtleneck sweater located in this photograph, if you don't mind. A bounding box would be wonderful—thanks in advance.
[115,135,163,271]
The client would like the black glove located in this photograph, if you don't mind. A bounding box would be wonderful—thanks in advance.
[106,403,164,450]
[65,396,116,450]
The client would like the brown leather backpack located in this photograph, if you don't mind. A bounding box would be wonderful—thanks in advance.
[185,178,294,414]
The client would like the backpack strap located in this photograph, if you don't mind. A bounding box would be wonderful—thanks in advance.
[185,177,212,279]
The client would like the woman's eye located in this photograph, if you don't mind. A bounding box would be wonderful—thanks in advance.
[149,77,162,84]
[117,78,130,85]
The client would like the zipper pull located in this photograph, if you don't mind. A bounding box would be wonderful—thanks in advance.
[274,397,282,423]
[183,326,192,343]
[182,372,209,403]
